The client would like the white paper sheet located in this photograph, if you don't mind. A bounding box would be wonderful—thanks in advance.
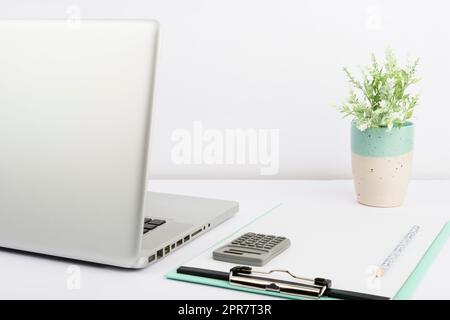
[183,203,446,298]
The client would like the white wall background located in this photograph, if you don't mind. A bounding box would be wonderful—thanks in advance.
[2,0,449,179]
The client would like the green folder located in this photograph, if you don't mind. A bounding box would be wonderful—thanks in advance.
[166,204,450,300]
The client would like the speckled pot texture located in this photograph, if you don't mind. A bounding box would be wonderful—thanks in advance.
[351,121,414,207]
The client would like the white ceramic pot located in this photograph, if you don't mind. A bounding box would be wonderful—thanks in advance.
[351,122,414,207]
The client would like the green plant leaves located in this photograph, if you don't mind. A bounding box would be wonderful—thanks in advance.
[339,49,420,131]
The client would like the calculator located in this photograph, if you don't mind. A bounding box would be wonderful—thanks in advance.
[212,232,291,266]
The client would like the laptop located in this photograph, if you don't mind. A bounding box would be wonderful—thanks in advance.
[0,19,238,268]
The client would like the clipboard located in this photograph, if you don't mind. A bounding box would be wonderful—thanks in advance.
[166,203,450,300]
[175,265,390,300]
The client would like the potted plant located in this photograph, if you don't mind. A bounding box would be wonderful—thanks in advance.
[338,50,420,207]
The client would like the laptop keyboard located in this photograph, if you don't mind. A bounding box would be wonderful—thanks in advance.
[143,218,166,234]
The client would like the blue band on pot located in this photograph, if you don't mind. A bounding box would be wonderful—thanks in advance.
[351,121,414,157]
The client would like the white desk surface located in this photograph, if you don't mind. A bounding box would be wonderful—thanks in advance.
[0,180,449,300]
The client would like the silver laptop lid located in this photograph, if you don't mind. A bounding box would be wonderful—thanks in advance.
[0,19,159,267]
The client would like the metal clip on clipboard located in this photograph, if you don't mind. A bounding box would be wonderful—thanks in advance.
[229,266,332,299]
